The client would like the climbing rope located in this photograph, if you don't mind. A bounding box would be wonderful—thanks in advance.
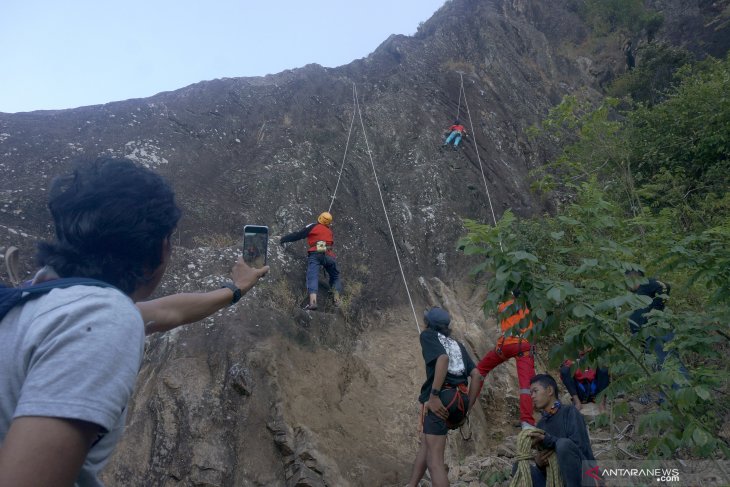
[328,83,358,213]
[510,428,562,487]
[455,70,463,122]
[458,72,503,251]
[353,85,422,334]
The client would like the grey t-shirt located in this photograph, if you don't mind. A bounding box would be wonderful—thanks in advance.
[0,285,145,486]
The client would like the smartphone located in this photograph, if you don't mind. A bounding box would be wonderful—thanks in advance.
[242,225,268,268]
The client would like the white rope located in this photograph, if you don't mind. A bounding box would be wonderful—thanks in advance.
[353,85,422,334]
[459,73,503,251]
[456,73,463,122]
[328,83,358,213]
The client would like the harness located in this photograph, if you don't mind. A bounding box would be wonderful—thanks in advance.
[441,382,469,430]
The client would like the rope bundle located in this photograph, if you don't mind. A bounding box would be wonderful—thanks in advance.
[510,428,562,487]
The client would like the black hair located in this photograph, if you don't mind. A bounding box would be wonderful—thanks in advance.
[424,310,451,337]
[625,268,645,277]
[530,374,559,398]
[37,158,181,295]
[512,288,521,298]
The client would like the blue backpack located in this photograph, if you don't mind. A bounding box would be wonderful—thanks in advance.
[0,278,115,321]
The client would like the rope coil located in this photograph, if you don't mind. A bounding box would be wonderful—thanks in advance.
[510,428,562,487]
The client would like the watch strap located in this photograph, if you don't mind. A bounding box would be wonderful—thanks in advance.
[221,282,242,305]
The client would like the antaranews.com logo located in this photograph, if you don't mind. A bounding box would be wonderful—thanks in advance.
[582,460,729,486]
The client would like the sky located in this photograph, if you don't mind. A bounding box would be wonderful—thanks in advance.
[0,0,446,113]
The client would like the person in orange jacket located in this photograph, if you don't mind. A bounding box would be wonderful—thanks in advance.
[476,289,536,429]
[441,119,467,150]
[280,211,343,310]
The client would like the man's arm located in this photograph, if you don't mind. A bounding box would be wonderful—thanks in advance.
[280,224,313,244]
[0,416,99,487]
[139,258,268,335]
[426,355,449,420]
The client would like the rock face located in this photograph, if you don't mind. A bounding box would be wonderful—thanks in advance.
[0,0,726,485]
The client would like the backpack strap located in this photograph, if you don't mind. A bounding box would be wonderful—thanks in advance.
[1,278,116,321]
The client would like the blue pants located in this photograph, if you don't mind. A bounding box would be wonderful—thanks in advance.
[529,439,588,487]
[306,253,343,295]
[646,332,690,382]
[444,130,462,147]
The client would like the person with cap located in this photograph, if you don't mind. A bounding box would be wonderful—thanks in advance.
[441,119,467,151]
[407,307,481,487]
[280,211,343,310]
[476,289,537,429]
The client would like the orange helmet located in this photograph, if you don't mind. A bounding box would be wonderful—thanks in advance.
[317,211,333,226]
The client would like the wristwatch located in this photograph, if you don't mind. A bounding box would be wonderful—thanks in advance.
[221,282,242,305]
[431,388,441,396]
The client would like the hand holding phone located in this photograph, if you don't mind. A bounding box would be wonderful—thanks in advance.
[242,225,268,269]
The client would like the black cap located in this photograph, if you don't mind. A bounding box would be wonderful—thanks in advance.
[424,307,451,327]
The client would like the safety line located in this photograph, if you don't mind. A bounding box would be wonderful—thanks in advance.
[328,83,358,213]
[459,73,503,251]
[456,76,463,122]
[353,85,422,334]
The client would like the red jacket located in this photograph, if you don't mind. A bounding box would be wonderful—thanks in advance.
[448,124,466,134]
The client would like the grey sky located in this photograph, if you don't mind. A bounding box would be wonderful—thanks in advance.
[0,0,445,113]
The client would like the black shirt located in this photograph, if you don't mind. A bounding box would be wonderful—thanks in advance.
[629,278,670,332]
[537,404,595,461]
[418,328,476,404]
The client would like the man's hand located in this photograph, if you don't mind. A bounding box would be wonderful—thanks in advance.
[426,395,448,420]
[527,429,545,448]
[231,257,269,293]
[534,449,551,468]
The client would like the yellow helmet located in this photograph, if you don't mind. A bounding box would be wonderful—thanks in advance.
[317,211,333,226]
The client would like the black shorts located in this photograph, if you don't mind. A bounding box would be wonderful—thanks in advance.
[421,387,469,436]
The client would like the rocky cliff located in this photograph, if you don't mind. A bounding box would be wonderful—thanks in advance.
[1,0,727,485]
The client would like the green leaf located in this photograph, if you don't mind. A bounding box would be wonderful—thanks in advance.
[510,250,539,263]
[572,303,595,318]
[693,428,710,447]
[547,286,562,303]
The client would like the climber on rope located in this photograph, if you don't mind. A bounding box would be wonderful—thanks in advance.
[280,211,343,311]
[559,349,609,413]
[407,307,481,487]
[523,374,597,487]
[476,288,537,429]
[441,119,467,151]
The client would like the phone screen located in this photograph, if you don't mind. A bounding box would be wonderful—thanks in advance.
[242,225,268,268]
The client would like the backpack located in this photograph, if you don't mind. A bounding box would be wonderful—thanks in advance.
[0,278,115,321]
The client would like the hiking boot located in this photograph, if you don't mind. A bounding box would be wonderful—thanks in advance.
[453,145,459,151]
[332,291,342,307]
[303,303,317,311]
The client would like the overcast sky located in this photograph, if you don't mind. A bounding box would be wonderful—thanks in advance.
[0,0,445,113]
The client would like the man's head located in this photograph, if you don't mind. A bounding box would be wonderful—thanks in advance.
[530,374,559,410]
[454,119,460,125]
[318,211,333,226]
[424,307,451,336]
[625,269,645,291]
[37,158,181,298]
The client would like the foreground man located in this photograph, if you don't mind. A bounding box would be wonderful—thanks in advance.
[0,158,267,486]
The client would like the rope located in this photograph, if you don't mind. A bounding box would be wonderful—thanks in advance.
[458,72,503,251]
[328,83,358,213]
[455,73,463,122]
[353,85,421,334]
[510,428,562,487]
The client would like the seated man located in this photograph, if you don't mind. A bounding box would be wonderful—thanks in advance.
[559,352,609,412]
[527,374,596,487]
